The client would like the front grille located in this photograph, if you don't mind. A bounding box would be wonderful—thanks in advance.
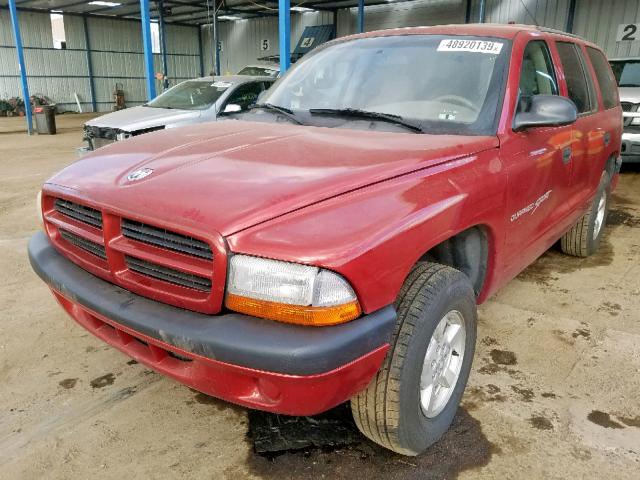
[122,219,212,260]
[59,229,106,259]
[45,196,220,313]
[54,198,103,229]
[621,102,637,112]
[125,256,211,292]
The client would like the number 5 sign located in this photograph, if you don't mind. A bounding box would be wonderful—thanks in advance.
[617,23,640,41]
[260,39,270,51]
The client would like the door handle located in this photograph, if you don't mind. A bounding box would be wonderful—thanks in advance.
[562,146,572,164]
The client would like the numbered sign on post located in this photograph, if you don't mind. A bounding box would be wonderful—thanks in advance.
[617,24,640,41]
[261,39,270,51]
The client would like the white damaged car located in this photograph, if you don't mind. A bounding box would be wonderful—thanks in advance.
[82,75,274,151]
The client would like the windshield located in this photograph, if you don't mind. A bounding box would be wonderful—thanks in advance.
[610,60,640,87]
[258,35,510,135]
[238,66,279,78]
[146,80,230,110]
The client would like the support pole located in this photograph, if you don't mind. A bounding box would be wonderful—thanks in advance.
[197,26,205,77]
[465,0,472,23]
[82,16,97,112]
[213,9,220,75]
[566,0,577,33]
[8,0,32,134]
[140,0,156,100]
[158,0,169,89]
[478,0,486,23]
[278,0,290,75]
[357,0,364,33]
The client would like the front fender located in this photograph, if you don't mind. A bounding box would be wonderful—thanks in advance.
[227,149,506,313]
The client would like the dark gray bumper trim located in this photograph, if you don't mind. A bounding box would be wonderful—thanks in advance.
[28,232,396,375]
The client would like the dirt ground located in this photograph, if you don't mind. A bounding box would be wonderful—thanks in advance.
[1,114,639,479]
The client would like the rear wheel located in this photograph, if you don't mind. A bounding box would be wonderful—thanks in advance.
[560,172,610,257]
[351,263,477,455]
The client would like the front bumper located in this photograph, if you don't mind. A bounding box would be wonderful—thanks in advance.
[28,232,395,415]
[621,131,640,163]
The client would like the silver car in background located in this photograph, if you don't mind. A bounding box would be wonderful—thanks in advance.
[610,57,640,163]
[82,75,274,151]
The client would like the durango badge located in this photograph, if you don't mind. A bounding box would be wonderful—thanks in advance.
[127,168,154,182]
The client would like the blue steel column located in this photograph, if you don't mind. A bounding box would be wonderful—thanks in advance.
[140,0,157,100]
[82,16,97,112]
[8,0,33,134]
[478,0,486,23]
[158,0,169,89]
[279,0,290,74]
[357,0,364,33]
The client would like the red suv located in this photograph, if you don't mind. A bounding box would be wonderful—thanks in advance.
[30,24,621,455]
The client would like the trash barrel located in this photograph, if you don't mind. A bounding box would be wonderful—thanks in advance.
[34,105,57,135]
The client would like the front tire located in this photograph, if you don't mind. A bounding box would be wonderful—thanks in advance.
[351,263,477,456]
[560,172,611,257]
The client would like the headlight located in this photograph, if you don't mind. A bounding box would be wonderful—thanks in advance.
[225,255,361,326]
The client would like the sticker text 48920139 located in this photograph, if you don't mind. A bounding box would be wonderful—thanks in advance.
[437,39,504,54]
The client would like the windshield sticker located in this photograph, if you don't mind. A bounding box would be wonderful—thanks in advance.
[212,81,232,89]
[437,39,503,55]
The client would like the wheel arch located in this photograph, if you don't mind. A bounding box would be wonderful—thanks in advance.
[413,224,495,298]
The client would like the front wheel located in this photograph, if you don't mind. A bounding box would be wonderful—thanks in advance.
[351,263,477,456]
[560,172,611,257]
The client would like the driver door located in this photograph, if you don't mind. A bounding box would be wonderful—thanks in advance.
[500,39,575,272]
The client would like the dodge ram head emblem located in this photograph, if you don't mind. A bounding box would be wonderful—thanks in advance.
[127,168,154,181]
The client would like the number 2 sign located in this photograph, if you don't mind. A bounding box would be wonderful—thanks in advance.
[617,23,640,41]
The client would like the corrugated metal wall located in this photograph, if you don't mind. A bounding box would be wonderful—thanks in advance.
[0,10,201,112]
[201,12,334,75]
[3,1,640,112]
[469,0,570,29]
[337,0,464,35]
[572,0,640,58]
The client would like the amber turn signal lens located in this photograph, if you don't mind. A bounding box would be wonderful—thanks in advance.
[226,293,362,326]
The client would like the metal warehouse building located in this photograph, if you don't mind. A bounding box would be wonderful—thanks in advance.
[1,0,640,118]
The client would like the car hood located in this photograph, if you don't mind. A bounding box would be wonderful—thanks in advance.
[618,86,640,104]
[47,121,498,237]
[86,105,202,132]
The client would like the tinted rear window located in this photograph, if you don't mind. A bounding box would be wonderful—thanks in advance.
[587,47,619,109]
[556,42,596,114]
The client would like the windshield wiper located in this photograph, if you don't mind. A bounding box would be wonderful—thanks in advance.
[252,103,303,125]
[309,108,423,133]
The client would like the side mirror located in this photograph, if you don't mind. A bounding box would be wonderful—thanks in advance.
[223,103,242,114]
[513,95,577,131]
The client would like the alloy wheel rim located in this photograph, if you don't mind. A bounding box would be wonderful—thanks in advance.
[593,192,606,241]
[419,310,466,418]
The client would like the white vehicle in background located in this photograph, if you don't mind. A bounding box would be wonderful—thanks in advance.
[237,63,280,78]
[81,75,274,151]
[610,57,640,163]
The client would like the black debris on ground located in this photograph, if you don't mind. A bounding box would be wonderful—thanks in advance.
[246,407,498,480]
[248,403,362,455]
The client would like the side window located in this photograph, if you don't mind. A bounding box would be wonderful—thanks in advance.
[224,83,264,112]
[517,41,558,113]
[556,42,596,114]
[587,47,619,109]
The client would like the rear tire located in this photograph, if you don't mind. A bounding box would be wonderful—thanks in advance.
[560,172,610,257]
[350,263,477,456]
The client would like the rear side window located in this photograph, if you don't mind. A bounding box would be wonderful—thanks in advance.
[556,42,596,114]
[587,47,619,109]
[517,40,558,113]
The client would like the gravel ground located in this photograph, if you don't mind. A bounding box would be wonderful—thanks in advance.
[0,114,639,479]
